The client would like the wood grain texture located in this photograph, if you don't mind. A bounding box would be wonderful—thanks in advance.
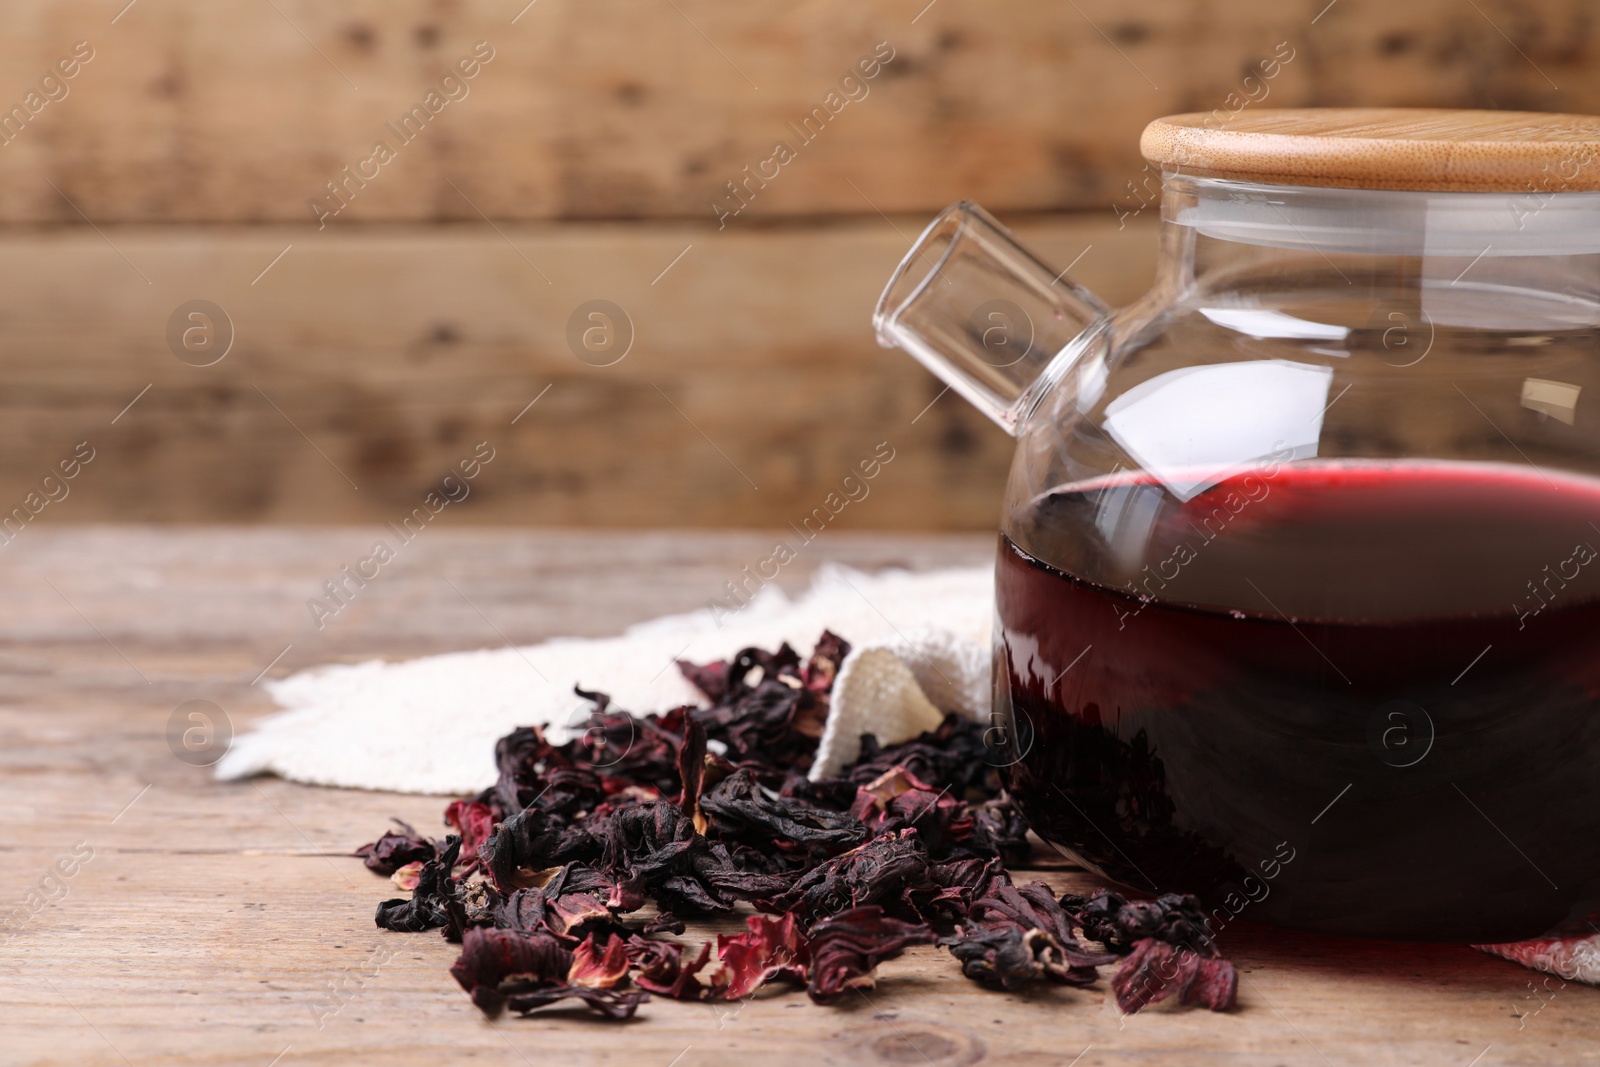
[0,528,1592,1066]
[0,0,1592,223]
[1143,108,1600,191]
[0,214,1154,530]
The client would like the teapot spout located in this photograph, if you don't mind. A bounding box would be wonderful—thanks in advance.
[874,201,1110,435]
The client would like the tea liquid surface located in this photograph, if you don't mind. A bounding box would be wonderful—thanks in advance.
[997,459,1600,941]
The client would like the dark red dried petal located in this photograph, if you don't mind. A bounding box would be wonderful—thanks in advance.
[375,837,464,936]
[627,936,713,1000]
[502,984,649,1019]
[806,905,935,1003]
[701,769,867,857]
[642,911,685,935]
[479,807,601,893]
[495,863,617,939]
[1187,956,1239,1011]
[1061,888,1216,955]
[801,630,851,697]
[567,933,630,988]
[355,819,438,875]
[943,925,1101,990]
[850,765,975,853]
[765,830,931,924]
[445,800,496,865]
[450,926,573,1014]
[847,714,1001,797]
[967,796,1032,866]
[677,717,708,834]
[1110,938,1238,1014]
[677,657,730,703]
[713,913,806,1000]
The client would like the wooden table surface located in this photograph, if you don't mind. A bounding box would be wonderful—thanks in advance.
[0,527,1591,1067]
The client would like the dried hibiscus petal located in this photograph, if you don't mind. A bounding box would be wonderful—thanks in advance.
[503,984,648,1020]
[444,800,496,865]
[1062,888,1215,955]
[627,936,713,1000]
[450,926,573,1013]
[701,769,867,857]
[568,933,631,988]
[805,905,935,1003]
[642,911,685,935]
[682,642,827,768]
[375,837,464,936]
[479,806,600,892]
[800,630,850,700]
[848,714,999,798]
[765,830,931,924]
[1109,938,1238,1013]
[850,766,974,853]
[390,861,424,892]
[355,819,438,875]
[967,796,1032,866]
[676,717,708,834]
[712,913,806,1000]
[495,862,614,938]
[600,801,789,915]
[571,690,688,793]
[943,926,1099,990]
[676,657,730,704]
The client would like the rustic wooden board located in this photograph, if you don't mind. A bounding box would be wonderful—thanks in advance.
[0,215,1153,529]
[0,528,1593,1066]
[0,0,1591,223]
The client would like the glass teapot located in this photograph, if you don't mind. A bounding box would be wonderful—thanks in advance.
[875,109,1600,943]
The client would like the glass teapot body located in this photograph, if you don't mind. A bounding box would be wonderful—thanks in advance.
[880,176,1600,942]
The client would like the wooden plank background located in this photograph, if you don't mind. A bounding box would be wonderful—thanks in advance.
[1,0,1594,223]
[0,0,1593,527]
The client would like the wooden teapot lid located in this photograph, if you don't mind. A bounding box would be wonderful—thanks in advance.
[1141,108,1600,192]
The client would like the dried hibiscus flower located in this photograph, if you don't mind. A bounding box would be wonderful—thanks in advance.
[450,926,573,1012]
[502,983,649,1020]
[712,912,807,1000]
[355,819,438,875]
[444,800,496,866]
[1061,888,1216,955]
[375,836,465,936]
[627,935,712,1000]
[1109,938,1238,1013]
[945,925,1100,991]
[359,630,1243,1021]
[567,933,631,989]
[764,830,932,924]
[451,926,647,1019]
[805,905,935,1003]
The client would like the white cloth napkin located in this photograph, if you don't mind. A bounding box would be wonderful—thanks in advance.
[215,563,1595,983]
[215,564,993,793]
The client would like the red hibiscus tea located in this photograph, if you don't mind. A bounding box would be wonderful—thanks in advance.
[996,459,1600,942]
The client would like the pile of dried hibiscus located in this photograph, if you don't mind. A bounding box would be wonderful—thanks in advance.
[356,632,1238,1019]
